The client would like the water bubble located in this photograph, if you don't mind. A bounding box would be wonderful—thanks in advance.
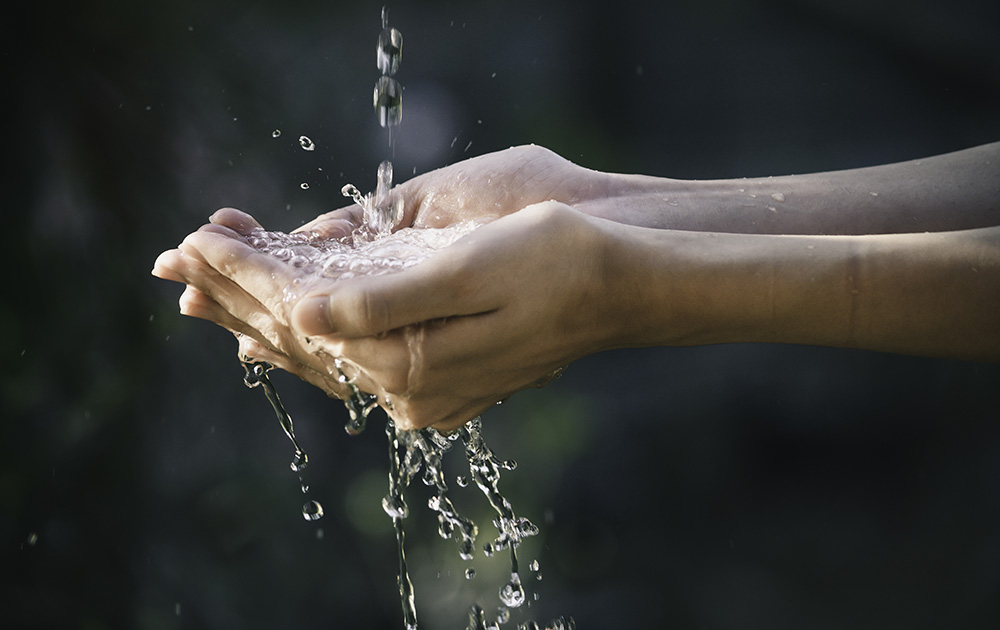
[298,135,315,151]
[465,567,476,579]
[456,475,469,488]
[272,129,281,138]
[300,182,310,190]
[373,76,403,128]
[529,559,539,572]
[302,500,324,521]
[497,607,510,624]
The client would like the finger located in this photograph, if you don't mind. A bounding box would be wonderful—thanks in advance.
[293,205,363,239]
[209,207,263,235]
[179,285,224,321]
[181,229,300,320]
[291,241,499,338]
[152,249,186,283]
[178,286,256,337]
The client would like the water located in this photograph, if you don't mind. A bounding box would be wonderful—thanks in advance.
[244,218,484,304]
[374,76,403,128]
[233,7,574,628]
[375,7,403,136]
[377,26,402,76]
[241,360,323,522]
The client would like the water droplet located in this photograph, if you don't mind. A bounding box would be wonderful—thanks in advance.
[529,559,539,572]
[272,129,281,138]
[382,494,409,519]
[497,607,510,624]
[290,450,309,472]
[465,567,476,579]
[302,500,324,521]
[770,192,785,202]
[373,76,403,127]
[298,135,315,151]
[377,27,402,76]
[300,182,310,190]
[456,475,469,488]
[499,573,526,608]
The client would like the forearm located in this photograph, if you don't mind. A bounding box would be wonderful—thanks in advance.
[584,141,1000,235]
[603,221,1000,361]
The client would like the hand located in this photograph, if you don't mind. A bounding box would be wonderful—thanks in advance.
[154,200,618,432]
[296,144,609,239]
[153,144,617,431]
[152,209,346,398]
[292,201,616,431]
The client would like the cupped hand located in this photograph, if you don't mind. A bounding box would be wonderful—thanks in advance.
[153,145,623,431]
[292,201,618,431]
[152,208,344,398]
[297,144,610,239]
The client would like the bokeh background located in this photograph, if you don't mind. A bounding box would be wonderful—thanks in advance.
[4,0,1000,628]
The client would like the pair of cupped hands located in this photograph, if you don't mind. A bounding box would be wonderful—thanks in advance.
[154,145,640,432]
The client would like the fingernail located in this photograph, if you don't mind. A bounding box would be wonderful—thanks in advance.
[293,295,334,336]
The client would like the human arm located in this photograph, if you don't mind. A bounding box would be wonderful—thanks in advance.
[153,142,1000,432]
[298,142,1000,239]
[587,141,1000,234]
[288,203,1000,431]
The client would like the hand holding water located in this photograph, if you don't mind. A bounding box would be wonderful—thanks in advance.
[154,142,1000,433]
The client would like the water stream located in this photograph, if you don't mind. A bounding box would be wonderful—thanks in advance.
[236,7,573,629]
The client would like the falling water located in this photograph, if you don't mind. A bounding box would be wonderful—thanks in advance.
[230,6,573,629]
[241,360,323,522]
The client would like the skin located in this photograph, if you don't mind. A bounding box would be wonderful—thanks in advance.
[153,143,1000,432]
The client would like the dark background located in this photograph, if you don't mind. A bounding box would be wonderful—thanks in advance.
[3,0,1000,628]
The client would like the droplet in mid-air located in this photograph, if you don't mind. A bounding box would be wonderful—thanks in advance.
[272,129,281,138]
[290,450,309,472]
[377,27,402,76]
[373,76,402,128]
[299,135,315,151]
[500,573,526,608]
[302,500,324,521]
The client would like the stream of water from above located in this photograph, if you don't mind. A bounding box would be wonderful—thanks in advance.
[235,6,573,629]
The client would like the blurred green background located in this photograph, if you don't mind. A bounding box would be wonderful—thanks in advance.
[3,0,1000,628]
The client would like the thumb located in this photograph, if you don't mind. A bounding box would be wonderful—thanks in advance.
[291,252,496,338]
